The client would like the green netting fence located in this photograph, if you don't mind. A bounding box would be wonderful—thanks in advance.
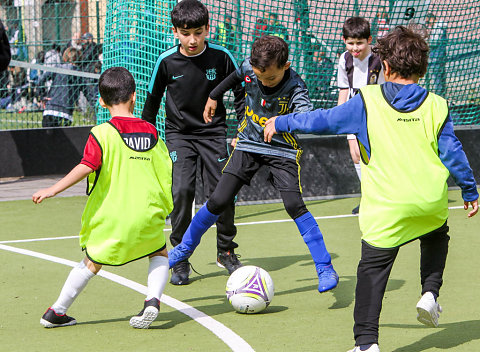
[2,0,480,133]
[0,0,105,129]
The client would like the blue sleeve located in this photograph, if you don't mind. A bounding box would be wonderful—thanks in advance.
[438,115,479,201]
[275,94,370,153]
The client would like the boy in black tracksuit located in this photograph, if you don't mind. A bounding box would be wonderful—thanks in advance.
[142,0,244,285]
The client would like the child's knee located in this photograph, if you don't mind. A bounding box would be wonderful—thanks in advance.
[83,257,102,274]
[150,248,168,258]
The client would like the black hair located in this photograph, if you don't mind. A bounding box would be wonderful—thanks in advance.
[372,25,429,78]
[342,17,371,39]
[250,35,289,71]
[98,67,136,106]
[171,0,209,29]
[36,50,45,63]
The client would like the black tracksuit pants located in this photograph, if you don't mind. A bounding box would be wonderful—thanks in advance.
[166,137,237,252]
[353,222,449,345]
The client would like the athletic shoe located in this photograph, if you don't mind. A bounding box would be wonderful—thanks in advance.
[168,243,194,268]
[170,260,192,285]
[316,264,339,292]
[352,204,360,215]
[347,343,380,352]
[129,297,160,329]
[40,308,77,328]
[416,291,442,327]
[217,250,243,274]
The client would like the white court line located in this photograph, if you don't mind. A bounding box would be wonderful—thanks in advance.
[0,243,254,352]
[0,205,467,245]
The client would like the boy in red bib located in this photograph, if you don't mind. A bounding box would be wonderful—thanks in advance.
[33,67,173,329]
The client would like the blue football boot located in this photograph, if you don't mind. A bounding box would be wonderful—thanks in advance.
[316,264,339,293]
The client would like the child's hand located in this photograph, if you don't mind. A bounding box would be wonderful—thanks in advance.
[264,116,278,142]
[203,98,217,123]
[464,199,478,218]
[32,188,56,204]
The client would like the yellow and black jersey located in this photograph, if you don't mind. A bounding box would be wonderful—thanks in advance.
[210,59,313,160]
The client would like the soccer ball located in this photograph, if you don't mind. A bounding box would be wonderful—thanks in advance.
[225,265,274,314]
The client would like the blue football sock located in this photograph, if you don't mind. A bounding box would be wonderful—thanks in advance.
[360,344,374,351]
[181,202,219,250]
[294,212,331,267]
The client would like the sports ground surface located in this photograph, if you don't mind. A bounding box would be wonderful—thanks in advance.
[1,179,480,351]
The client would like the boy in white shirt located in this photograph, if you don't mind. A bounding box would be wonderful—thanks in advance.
[337,17,385,214]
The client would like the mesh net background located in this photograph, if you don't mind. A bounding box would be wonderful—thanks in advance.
[1,0,479,135]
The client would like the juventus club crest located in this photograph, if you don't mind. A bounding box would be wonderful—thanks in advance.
[278,97,289,114]
[206,68,216,80]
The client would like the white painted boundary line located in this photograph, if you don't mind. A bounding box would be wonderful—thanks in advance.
[0,244,254,352]
[0,235,78,244]
[0,205,467,245]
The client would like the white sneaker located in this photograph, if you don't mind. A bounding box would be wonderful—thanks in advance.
[347,344,380,352]
[416,291,442,327]
[129,298,160,329]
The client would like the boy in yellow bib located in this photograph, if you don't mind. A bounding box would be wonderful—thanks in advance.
[265,26,478,352]
[33,67,173,329]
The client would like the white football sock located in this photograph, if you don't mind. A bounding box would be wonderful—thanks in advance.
[354,163,361,180]
[146,255,169,301]
[51,260,95,314]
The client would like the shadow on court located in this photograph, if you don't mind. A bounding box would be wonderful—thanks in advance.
[144,301,288,330]
[234,199,336,220]
[385,320,480,351]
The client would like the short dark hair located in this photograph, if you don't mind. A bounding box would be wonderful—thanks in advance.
[250,35,289,71]
[372,26,429,78]
[98,67,136,106]
[171,0,209,29]
[342,17,371,39]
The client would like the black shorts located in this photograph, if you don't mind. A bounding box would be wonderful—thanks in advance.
[223,149,302,192]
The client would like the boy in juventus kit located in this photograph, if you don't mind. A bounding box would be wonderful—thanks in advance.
[142,0,245,285]
[168,35,339,293]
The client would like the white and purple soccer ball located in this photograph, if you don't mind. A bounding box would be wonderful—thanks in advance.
[226,265,274,314]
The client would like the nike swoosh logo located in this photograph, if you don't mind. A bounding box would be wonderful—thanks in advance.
[217,157,227,162]
[172,75,184,80]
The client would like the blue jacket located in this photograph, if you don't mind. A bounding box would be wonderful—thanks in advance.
[38,63,84,116]
[275,82,478,201]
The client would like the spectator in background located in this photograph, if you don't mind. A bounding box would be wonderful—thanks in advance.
[27,50,46,109]
[371,6,390,43]
[78,32,100,121]
[214,13,236,53]
[0,19,11,71]
[267,13,289,41]
[80,32,99,73]
[2,65,28,110]
[65,32,82,53]
[44,43,62,67]
[7,20,27,61]
[97,43,103,66]
[39,48,83,127]
[253,12,269,40]
[425,12,447,96]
